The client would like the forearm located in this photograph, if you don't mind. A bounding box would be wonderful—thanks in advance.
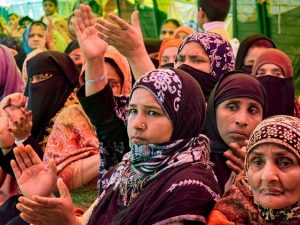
[85,57,107,96]
[60,154,100,190]
[127,48,155,80]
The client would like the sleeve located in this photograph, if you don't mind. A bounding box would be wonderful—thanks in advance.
[43,104,99,189]
[77,84,130,174]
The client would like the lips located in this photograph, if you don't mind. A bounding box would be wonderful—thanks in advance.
[259,187,284,195]
[130,136,146,144]
[228,130,249,139]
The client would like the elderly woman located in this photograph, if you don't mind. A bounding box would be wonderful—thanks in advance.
[252,48,300,118]
[208,115,300,224]
[205,71,267,193]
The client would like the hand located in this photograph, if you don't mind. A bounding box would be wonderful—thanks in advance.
[5,106,32,141]
[96,10,145,58]
[73,4,107,60]
[224,140,247,174]
[16,178,81,225]
[11,144,57,198]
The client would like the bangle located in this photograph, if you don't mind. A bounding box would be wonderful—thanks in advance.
[85,72,106,83]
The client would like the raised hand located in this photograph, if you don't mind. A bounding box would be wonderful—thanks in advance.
[16,178,81,225]
[96,11,155,79]
[73,4,107,60]
[11,144,57,198]
[224,140,247,174]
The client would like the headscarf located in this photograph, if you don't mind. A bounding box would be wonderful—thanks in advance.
[26,51,79,141]
[252,48,295,117]
[205,70,267,154]
[0,45,24,101]
[88,69,213,224]
[235,34,276,72]
[104,45,132,95]
[177,31,235,79]
[245,115,300,222]
[157,38,182,66]
[173,26,194,39]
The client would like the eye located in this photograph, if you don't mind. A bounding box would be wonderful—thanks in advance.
[148,110,159,116]
[278,157,293,168]
[250,157,264,169]
[175,55,185,63]
[248,106,259,114]
[126,108,137,116]
[226,103,238,111]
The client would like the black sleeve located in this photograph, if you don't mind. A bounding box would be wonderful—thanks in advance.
[77,84,130,171]
[0,135,43,176]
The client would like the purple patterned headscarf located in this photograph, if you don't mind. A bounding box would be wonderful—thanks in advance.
[178,32,235,79]
[0,45,24,101]
[131,68,206,140]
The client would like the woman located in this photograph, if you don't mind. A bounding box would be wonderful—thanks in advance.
[235,34,276,74]
[12,68,220,225]
[157,38,182,68]
[175,32,235,101]
[173,25,194,40]
[252,48,300,118]
[205,70,267,193]
[208,115,300,224]
[0,44,24,101]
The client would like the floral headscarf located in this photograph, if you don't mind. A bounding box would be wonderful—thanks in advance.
[177,31,235,78]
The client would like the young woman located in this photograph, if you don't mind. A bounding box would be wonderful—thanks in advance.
[208,115,300,225]
[205,70,267,193]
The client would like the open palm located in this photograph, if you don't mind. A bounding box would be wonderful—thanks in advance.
[11,144,57,198]
[73,4,107,60]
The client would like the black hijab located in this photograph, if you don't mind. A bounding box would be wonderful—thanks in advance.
[235,34,276,73]
[26,51,79,141]
[205,70,267,154]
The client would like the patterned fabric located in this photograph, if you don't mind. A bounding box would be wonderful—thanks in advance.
[209,171,300,225]
[86,68,218,225]
[117,135,211,206]
[178,31,235,79]
[132,68,206,141]
[246,115,300,166]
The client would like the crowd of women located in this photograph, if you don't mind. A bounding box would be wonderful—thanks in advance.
[0,1,299,225]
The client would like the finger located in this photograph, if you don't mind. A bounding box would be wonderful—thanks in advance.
[108,13,131,30]
[48,159,57,179]
[80,4,93,28]
[224,150,244,170]
[85,4,94,27]
[11,159,21,179]
[73,9,85,34]
[18,145,34,167]
[226,160,243,174]
[25,145,43,165]
[20,213,42,225]
[57,178,71,200]
[229,142,246,160]
[13,145,27,171]
[131,10,141,31]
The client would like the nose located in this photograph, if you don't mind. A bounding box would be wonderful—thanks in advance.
[235,110,249,127]
[260,161,279,183]
[132,113,146,130]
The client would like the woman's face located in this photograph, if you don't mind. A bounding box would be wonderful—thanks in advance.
[216,97,263,147]
[159,22,178,40]
[127,88,173,145]
[255,63,285,78]
[243,47,268,73]
[69,48,84,71]
[247,143,300,209]
[28,25,46,49]
[161,46,178,66]
[105,62,122,96]
[175,42,210,73]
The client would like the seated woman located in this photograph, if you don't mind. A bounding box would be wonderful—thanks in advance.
[205,71,267,193]
[12,67,220,224]
[252,48,300,118]
[174,32,235,101]
[208,115,300,225]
